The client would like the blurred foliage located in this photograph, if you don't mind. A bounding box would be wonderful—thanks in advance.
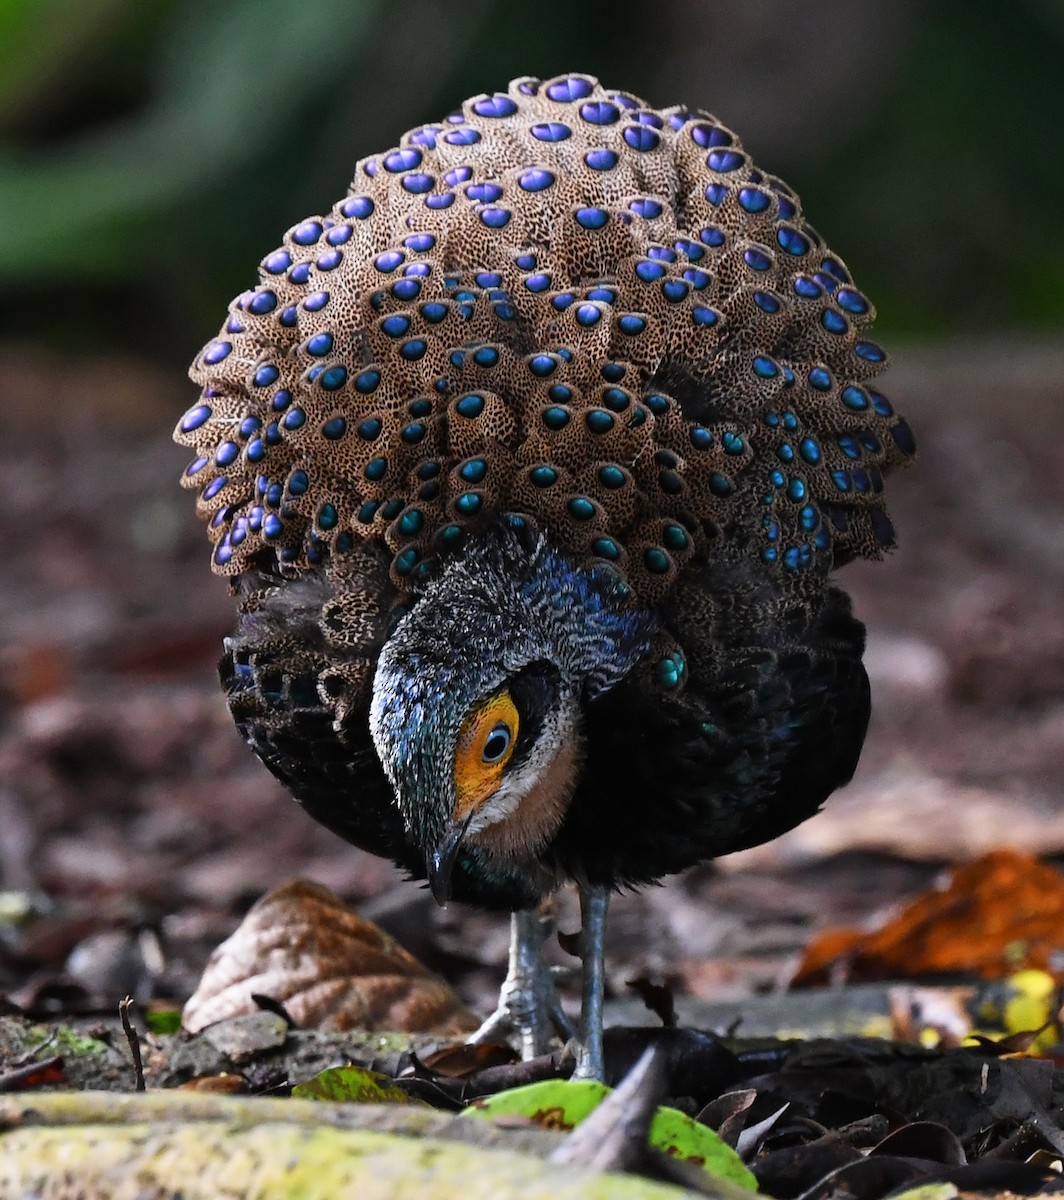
[797,0,1064,335]
[0,0,1060,365]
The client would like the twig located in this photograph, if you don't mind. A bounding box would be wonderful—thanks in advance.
[549,1046,664,1171]
[118,996,146,1092]
[0,1056,64,1093]
[460,1048,570,1099]
[10,1030,57,1068]
[250,992,299,1028]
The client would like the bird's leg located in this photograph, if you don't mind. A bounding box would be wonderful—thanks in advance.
[571,884,610,1081]
[468,906,574,1059]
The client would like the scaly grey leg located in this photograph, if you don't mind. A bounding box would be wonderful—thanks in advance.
[572,884,610,1081]
[468,907,575,1059]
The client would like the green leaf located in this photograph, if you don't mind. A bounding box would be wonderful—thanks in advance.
[646,1106,756,1188]
[292,1065,421,1105]
[464,1079,758,1190]
[467,1078,608,1131]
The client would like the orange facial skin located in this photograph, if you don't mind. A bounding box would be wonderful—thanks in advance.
[454,690,519,820]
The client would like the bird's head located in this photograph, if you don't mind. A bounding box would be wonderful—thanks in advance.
[368,525,656,904]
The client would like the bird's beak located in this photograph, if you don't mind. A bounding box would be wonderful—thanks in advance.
[428,810,475,906]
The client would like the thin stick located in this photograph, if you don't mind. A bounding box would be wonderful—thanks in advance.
[118,996,146,1092]
[0,1056,64,1093]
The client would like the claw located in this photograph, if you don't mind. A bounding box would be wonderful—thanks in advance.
[469,889,611,1079]
[467,908,570,1059]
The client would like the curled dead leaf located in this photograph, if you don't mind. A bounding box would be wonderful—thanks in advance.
[182,880,477,1036]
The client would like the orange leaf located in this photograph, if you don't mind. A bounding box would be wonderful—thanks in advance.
[794,849,1064,986]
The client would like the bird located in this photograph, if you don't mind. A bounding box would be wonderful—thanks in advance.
[175,73,914,1080]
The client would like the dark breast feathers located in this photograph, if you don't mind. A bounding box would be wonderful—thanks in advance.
[177,74,913,907]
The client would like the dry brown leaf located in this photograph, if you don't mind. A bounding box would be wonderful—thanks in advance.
[418,1041,517,1078]
[176,1074,249,1094]
[182,880,478,1036]
[888,986,976,1048]
[794,849,1064,987]
[722,775,1064,870]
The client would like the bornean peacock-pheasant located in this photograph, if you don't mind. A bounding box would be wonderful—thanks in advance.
[175,74,914,1079]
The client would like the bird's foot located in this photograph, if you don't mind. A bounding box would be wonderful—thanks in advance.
[467,908,575,1059]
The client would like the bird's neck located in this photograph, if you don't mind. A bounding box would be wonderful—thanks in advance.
[427,524,660,699]
[369,524,659,856]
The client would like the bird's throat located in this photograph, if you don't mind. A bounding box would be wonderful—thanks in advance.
[466,732,582,863]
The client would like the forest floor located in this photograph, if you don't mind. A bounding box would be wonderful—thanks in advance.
[3,335,1064,1195]
[1,335,1063,1022]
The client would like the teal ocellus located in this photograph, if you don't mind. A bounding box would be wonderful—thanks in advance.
[176,74,914,1079]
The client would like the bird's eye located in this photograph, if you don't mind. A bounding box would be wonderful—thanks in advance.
[454,689,520,816]
[482,722,512,763]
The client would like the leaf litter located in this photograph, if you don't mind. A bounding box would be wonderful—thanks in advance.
[4,351,1064,1193]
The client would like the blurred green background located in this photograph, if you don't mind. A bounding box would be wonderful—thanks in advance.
[0,0,1061,369]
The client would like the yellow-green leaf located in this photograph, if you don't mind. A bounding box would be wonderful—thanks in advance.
[464,1079,757,1190]
[0,1120,708,1200]
[292,1065,420,1105]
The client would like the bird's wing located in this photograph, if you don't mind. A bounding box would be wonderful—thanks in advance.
[219,550,418,866]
